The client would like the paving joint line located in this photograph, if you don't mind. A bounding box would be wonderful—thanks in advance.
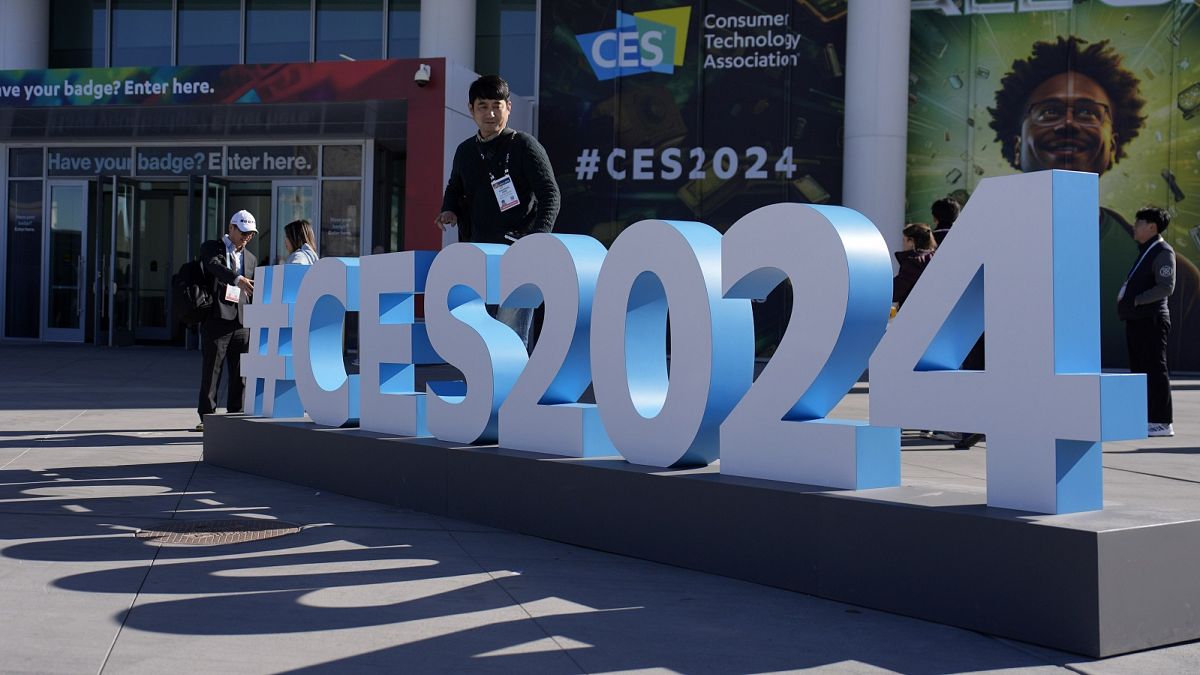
[1103,465,1200,486]
[0,408,89,470]
[444,529,590,674]
[97,459,201,675]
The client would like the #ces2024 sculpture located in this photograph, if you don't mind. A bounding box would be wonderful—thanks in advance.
[218,171,1195,657]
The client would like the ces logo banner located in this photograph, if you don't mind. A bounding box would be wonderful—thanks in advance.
[576,7,691,80]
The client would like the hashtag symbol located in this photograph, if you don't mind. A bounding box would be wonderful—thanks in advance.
[575,148,600,180]
[242,264,308,417]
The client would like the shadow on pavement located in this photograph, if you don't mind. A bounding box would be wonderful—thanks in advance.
[0,460,1067,674]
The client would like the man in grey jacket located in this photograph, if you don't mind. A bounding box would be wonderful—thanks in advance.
[1118,206,1176,437]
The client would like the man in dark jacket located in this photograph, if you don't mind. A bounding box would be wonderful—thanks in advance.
[435,74,560,347]
[930,197,959,246]
[1118,206,1176,437]
[195,209,258,431]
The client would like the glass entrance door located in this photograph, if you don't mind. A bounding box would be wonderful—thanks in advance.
[272,180,317,263]
[135,185,189,341]
[42,181,89,342]
[205,176,228,244]
[103,177,137,346]
[186,175,229,258]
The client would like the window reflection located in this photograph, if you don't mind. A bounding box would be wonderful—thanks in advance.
[321,180,362,257]
[322,146,363,177]
[9,149,43,179]
[178,0,241,65]
[246,0,311,64]
[476,0,536,96]
[388,0,420,59]
[316,0,382,61]
[50,0,107,68]
[112,0,172,67]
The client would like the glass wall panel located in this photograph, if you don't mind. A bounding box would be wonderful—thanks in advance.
[178,0,241,65]
[50,0,107,68]
[273,183,315,262]
[387,0,419,59]
[47,184,87,331]
[112,0,172,67]
[323,146,362,177]
[316,0,382,62]
[476,1,536,96]
[246,0,312,64]
[498,8,537,96]
[6,181,43,338]
[112,180,135,340]
[9,149,43,178]
[136,194,173,334]
[320,180,361,257]
[371,146,404,254]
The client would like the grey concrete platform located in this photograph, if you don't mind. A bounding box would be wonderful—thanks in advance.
[204,414,1200,658]
[4,342,1200,673]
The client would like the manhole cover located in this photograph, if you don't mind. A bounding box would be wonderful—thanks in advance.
[135,519,302,546]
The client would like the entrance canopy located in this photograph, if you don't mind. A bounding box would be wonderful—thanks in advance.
[0,100,407,141]
[0,58,447,251]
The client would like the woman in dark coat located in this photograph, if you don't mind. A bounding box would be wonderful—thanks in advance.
[893,223,937,308]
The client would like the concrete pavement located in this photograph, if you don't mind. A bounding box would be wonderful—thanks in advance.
[1,342,1198,674]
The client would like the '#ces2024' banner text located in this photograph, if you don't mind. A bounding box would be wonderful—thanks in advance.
[538,0,848,355]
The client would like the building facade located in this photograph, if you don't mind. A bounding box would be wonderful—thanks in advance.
[5,0,1197,371]
[0,0,537,345]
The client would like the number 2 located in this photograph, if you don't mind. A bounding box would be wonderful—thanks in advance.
[719,203,899,489]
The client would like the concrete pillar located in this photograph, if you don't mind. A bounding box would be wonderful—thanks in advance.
[420,0,476,71]
[0,0,48,69]
[842,0,911,258]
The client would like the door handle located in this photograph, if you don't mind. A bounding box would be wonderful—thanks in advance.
[77,255,85,316]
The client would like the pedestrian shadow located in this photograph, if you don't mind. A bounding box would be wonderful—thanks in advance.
[0,461,1078,673]
[1107,445,1200,455]
[0,431,199,449]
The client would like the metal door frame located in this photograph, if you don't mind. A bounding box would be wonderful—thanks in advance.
[105,176,138,346]
[41,179,90,342]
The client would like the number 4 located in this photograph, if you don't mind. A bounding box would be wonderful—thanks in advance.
[869,170,1145,514]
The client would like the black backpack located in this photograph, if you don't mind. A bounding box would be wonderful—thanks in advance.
[171,259,212,326]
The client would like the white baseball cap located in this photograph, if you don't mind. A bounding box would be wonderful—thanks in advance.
[230,210,257,233]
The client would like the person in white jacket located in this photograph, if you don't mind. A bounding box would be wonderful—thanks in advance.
[284,219,318,265]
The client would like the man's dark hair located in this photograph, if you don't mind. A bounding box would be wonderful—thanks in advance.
[1136,206,1171,233]
[989,36,1145,169]
[468,75,511,105]
[930,197,960,227]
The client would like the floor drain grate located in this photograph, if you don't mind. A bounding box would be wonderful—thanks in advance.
[135,519,302,546]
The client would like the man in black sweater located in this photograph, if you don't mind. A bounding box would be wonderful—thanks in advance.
[435,75,560,347]
[1118,206,1176,437]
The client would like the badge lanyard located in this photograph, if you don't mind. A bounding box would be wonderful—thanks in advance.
[478,133,521,213]
[1118,239,1161,302]
[1125,240,1161,280]
[224,243,242,303]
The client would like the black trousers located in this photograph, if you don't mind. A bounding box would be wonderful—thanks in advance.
[198,317,249,419]
[1125,314,1173,424]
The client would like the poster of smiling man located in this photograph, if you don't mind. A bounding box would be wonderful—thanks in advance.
[907,0,1200,371]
